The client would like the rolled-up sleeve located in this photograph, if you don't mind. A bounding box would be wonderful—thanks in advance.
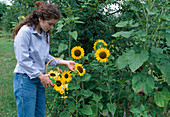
[45,54,60,66]
[14,29,42,79]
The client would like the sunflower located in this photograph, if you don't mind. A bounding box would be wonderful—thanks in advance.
[112,45,114,49]
[71,46,85,60]
[66,87,69,91]
[75,63,86,76]
[59,89,65,95]
[21,16,25,19]
[61,96,68,99]
[48,70,60,79]
[93,39,107,50]
[53,76,65,92]
[95,48,111,62]
[61,70,72,83]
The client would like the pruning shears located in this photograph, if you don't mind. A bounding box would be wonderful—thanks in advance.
[49,77,56,85]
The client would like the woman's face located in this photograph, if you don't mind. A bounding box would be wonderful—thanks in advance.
[39,18,58,32]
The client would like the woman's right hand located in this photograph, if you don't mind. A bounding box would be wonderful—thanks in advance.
[38,74,53,88]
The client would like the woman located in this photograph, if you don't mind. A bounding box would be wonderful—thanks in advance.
[13,1,75,117]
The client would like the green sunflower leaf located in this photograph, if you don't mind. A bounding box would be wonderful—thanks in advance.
[81,105,93,115]
[154,88,170,108]
[132,74,154,94]
[151,46,163,56]
[154,92,165,107]
[128,50,149,72]
[107,103,117,114]
[115,21,128,27]
[92,93,103,103]
[67,100,76,113]
[69,80,80,90]
[112,30,134,38]
[97,103,103,110]
[132,74,143,93]
[116,49,149,72]
[58,43,68,53]
[156,62,170,85]
[116,53,129,69]
[80,89,93,98]
[90,104,98,116]
[59,109,70,117]
[74,21,84,24]
[81,73,91,82]
[69,31,78,41]
[56,24,64,33]
[143,75,155,94]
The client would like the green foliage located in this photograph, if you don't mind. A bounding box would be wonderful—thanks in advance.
[0,0,47,31]
[154,88,169,108]
[0,30,11,38]
[132,74,154,94]
[130,104,152,117]
[116,49,149,72]
[49,0,119,56]
[46,0,169,116]
[0,2,7,22]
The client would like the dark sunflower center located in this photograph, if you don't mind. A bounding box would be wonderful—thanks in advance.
[50,73,56,77]
[74,50,81,56]
[56,81,61,86]
[65,74,68,78]
[99,52,106,59]
[77,66,83,73]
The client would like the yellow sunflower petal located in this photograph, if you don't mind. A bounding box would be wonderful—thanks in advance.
[54,76,62,81]
[93,39,107,50]
[53,77,65,91]
[59,89,65,95]
[66,87,69,91]
[61,96,68,99]
[71,46,85,60]
[75,63,86,76]
[112,45,114,49]
[21,16,25,19]
[61,70,72,83]
[53,84,60,91]
[48,70,60,78]
[95,48,111,62]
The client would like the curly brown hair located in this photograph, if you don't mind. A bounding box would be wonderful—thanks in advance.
[12,1,61,40]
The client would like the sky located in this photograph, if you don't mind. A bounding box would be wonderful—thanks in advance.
[0,0,11,5]
[0,0,121,17]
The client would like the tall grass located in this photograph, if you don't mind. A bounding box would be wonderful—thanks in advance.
[0,34,17,117]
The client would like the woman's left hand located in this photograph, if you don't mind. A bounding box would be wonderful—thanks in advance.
[58,60,75,71]
[66,60,76,71]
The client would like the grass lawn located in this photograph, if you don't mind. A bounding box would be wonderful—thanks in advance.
[0,35,17,117]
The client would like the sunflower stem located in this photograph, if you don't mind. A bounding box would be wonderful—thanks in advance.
[75,77,78,117]
[82,81,85,106]
[76,89,78,117]
[69,34,71,58]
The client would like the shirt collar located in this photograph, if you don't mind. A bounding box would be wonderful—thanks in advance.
[30,25,45,39]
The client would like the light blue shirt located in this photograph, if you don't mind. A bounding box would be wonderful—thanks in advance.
[14,25,60,79]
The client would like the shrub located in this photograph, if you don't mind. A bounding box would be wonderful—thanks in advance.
[46,1,169,117]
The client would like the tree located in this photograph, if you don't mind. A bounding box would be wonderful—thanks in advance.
[0,2,7,22]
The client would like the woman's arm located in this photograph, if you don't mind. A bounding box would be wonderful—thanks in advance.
[57,60,75,71]
[45,54,75,71]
